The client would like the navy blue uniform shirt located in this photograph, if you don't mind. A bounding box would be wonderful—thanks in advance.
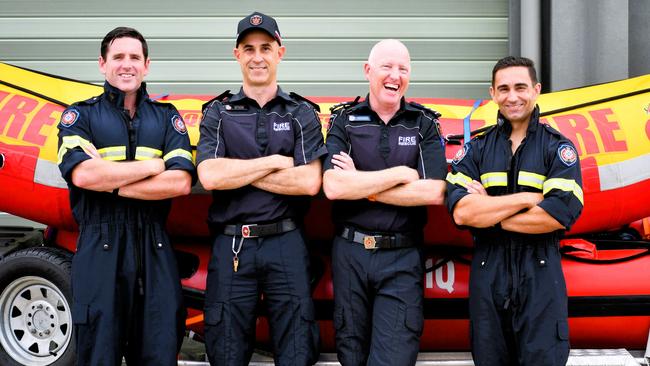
[58,82,196,224]
[196,87,327,225]
[57,82,196,225]
[446,106,584,241]
[324,96,447,233]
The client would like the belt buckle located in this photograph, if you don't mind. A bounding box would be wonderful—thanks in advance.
[241,224,257,238]
[363,236,378,249]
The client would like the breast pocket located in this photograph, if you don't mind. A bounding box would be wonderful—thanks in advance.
[222,113,259,158]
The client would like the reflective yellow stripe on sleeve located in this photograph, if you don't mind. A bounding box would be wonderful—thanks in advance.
[543,178,584,205]
[135,146,163,161]
[57,135,93,163]
[446,171,473,188]
[480,172,507,188]
[163,149,193,162]
[97,146,126,161]
[518,171,546,190]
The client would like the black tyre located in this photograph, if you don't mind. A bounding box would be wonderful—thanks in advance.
[0,247,75,366]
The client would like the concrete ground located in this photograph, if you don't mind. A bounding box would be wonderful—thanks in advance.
[120,338,648,366]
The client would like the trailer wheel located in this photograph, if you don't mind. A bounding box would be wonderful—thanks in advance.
[0,247,75,366]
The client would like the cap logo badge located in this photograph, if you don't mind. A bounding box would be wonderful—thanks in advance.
[250,15,263,26]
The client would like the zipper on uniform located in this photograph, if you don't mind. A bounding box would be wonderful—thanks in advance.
[507,139,525,193]
[122,109,136,160]
[121,109,144,296]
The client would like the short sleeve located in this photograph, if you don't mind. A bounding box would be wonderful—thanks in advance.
[292,103,327,166]
[537,138,584,229]
[57,106,92,185]
[323,111,349,171]
[418,114,447,180]
[196,101,226,166]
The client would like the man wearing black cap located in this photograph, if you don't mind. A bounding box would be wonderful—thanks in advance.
[197,12,324,366]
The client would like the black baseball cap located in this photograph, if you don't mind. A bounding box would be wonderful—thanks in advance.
[236,12,282,46]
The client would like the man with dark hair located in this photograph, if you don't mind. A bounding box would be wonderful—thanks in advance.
[446,56,583,365]
[491,55,538,85]
[100,27,149,60]
[57,26,194,365]
[197,12,323,366]
[323,39,447,366]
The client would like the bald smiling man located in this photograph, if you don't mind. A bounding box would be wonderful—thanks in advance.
[322,39,448,366]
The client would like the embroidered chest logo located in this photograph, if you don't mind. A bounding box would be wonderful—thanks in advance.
[60,109,79,127]
[273,122,291,132]
[398,136,416,146]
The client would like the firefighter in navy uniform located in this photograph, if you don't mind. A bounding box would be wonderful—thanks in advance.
[446,56,584,366]
[322,40,447,366]
[196,12,324,366]
[57,27,194,366]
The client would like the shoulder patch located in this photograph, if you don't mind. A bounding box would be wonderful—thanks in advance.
[201,90,233,114]
[408,101,442,119]
[452,144,470,165]
[473,125,496,140]
[59,108,80,127]
[148,98,173,108]
[557,144,578,167]
[289,92,320,112]
[76,95,101,106]
[329,96,361,114]
[543,123,563,137]
[171,114,187,135]
[327,111,344,133]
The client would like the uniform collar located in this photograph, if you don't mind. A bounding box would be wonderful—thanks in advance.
[103,81,149,109]
[229,86,292,105]
[353,94,410,119]
[496,105,540,137]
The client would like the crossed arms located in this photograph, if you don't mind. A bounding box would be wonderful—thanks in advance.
[322,151,445,206]
[452,180,564,234]
[71,144,191,200]
[197,155,322,196]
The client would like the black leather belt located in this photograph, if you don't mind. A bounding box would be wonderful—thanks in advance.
[340,227,418,250]
[223,218,297,238]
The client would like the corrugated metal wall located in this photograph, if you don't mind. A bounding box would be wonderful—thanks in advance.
[548,0,650,91]
[0,0,508,98]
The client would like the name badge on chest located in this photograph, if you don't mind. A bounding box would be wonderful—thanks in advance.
[349,115,371,122]
[224,104,249,111]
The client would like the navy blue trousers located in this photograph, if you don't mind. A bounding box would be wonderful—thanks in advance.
[71,220,185,366]
[469,240,569,366]
[332,236,424,366]
[204,229,319,366]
